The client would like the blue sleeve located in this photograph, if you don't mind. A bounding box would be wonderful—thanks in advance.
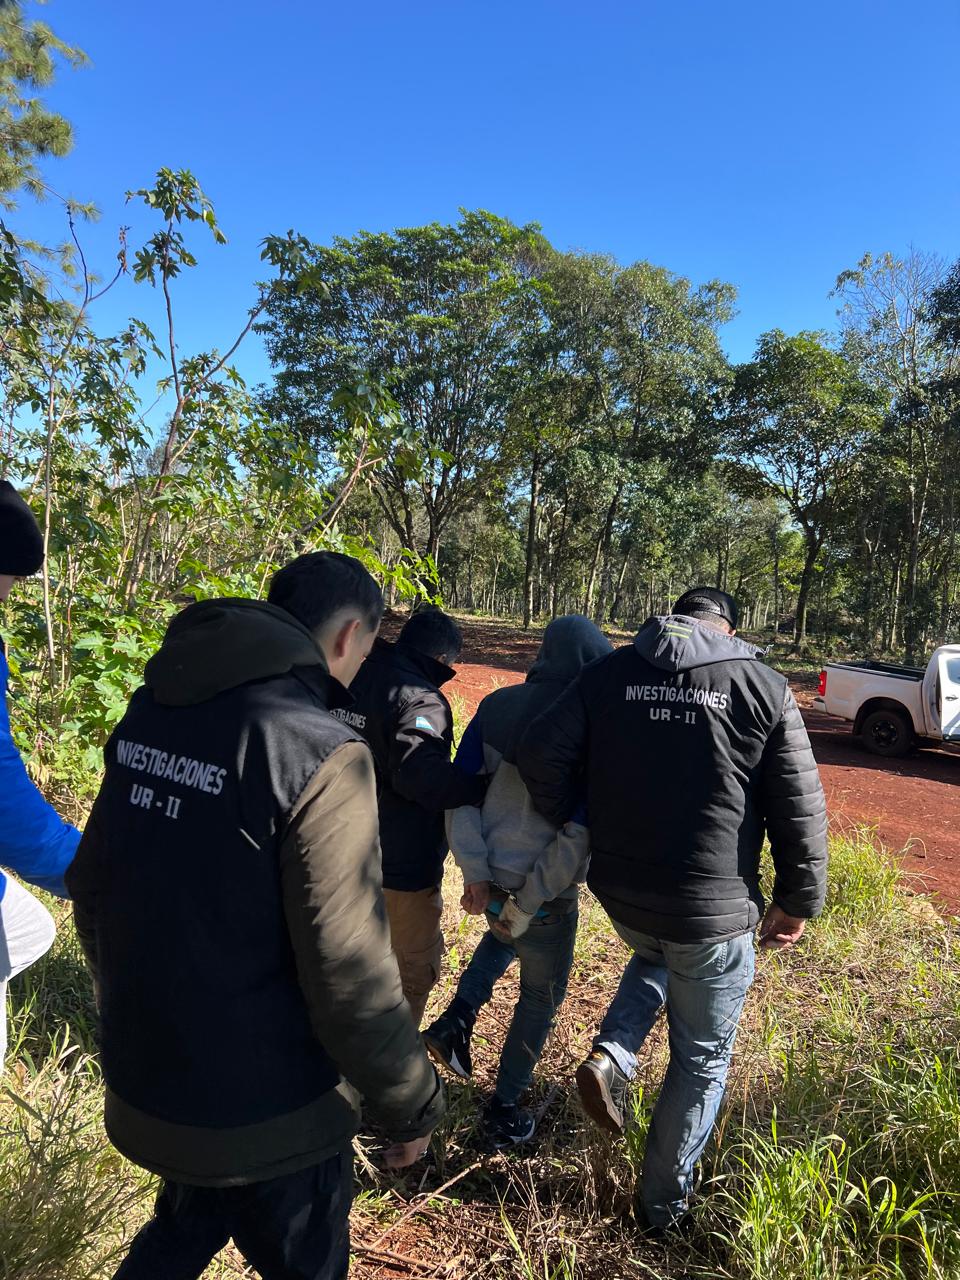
[453,714,486,776]
[570,798,588,826]
[0,652,81,898]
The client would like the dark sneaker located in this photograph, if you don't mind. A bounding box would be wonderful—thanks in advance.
[485,1097,536,1149]
[575,1049,630,1135]
[633,1201,697,1242]
[423,1000,474,1080]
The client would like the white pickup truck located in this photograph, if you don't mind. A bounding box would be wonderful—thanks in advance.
[813,645,960,756]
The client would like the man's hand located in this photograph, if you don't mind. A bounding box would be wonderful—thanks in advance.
[461,881,490,915]
[490,897,534,941]
[382,1133,434,1169]
[758,904,806,950]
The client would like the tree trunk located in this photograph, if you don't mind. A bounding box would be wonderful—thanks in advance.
[490,555,502,615]
[772,531,780,637]
[885,554,902,653]
[936,425,958,645]
[523,449,541,629]
[902,416,931,665]
[583,528,605,618]
[903,500,923,664]
[609,549,631,624]
[793,529,822,651]
[594,484,623,623]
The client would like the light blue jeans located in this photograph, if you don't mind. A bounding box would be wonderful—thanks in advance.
[595,921,755,1226]
[455,907,578,1105]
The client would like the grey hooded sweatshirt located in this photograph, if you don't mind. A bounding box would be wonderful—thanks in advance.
[447,616,612,915]
[517,614,828,942]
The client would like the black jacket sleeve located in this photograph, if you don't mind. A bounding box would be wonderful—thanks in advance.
[280,740,444,1141]
[516,677,588,826]
[64,795,106,987]
[389,689,486,812]
[759,686,829,919]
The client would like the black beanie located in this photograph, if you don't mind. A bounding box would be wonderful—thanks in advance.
[0,480,44,576]
[672,586,739,629]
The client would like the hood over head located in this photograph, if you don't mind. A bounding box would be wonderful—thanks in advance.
[0,480,44,576]
[634,614,762,673]
[144,598,328,707]
[527,614,613,685]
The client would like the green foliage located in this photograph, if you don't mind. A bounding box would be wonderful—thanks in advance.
[127,168,226,284]
[346,828,960,1280]
[259,209,554,564]
[726,331,886,645]
[0,1,86,206]
[0,165,441,812]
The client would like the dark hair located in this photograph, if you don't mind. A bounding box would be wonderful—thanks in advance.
[686,610,733,631]
[672,587,738,630]
[399,608,463,662]
[267,551,382,633]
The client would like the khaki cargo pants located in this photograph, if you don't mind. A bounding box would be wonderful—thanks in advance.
[383,886,444,1027]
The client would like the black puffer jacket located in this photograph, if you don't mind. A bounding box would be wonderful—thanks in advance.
[517,615,828,942]
[339,638,486,891]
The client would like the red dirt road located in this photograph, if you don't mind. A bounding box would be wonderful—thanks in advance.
[801,706,960,907]
[446,619,960,912]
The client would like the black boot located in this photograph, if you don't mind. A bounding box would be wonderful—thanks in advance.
[423,997,475,1080]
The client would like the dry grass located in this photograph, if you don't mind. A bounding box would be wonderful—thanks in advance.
[3,829,959,1279]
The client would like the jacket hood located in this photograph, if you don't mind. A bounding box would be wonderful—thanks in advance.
[634,614,763,672]
[144,598,329,707]
[527,614,613,685]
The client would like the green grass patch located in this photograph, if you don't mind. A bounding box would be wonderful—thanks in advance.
[3,828,959,1278]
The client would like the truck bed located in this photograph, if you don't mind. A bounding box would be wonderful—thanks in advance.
[828,659,925,681]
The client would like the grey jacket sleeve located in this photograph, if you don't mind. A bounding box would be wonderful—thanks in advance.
[516,679,588,827]
[280,740,444,1141]
[759,686,828,918]
[515,821,590,916]
[446,805,493,887]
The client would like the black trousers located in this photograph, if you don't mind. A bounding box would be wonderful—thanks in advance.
[113,1149,352,1280]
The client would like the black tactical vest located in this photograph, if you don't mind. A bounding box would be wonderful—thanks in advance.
[89,665,361,1129]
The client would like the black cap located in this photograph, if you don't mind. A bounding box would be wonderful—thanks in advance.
[0,480,44,576]
[672,586,738,629]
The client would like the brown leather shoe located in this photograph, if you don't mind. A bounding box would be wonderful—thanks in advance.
[575,1050,629,1134]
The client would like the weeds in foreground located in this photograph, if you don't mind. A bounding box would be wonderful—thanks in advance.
[3,828,959,1279]
[0,1040,147,1280]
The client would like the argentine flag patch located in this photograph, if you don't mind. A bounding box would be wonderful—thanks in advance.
[415,715,438,735]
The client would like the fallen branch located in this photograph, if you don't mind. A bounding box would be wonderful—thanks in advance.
[369,1159,483,1252]
[354,1243,450,1275]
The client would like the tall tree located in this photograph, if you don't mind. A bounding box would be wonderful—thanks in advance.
[546,253,734,621]
[259,210,550,571]
[834,251,959,661]
[0,1,86,206]
[727,330,885,648]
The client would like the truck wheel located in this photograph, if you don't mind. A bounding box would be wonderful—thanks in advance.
[860,709,915,757]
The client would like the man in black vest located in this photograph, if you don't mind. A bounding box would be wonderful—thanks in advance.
[342,609,486,1025]
[517,587,827,1232]
[67,552,444,1280]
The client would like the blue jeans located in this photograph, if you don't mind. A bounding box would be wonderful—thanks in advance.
[455,907,578,1105]
[595,922,755,1226]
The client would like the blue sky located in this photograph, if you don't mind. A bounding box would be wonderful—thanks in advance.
[22,0,960,405]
